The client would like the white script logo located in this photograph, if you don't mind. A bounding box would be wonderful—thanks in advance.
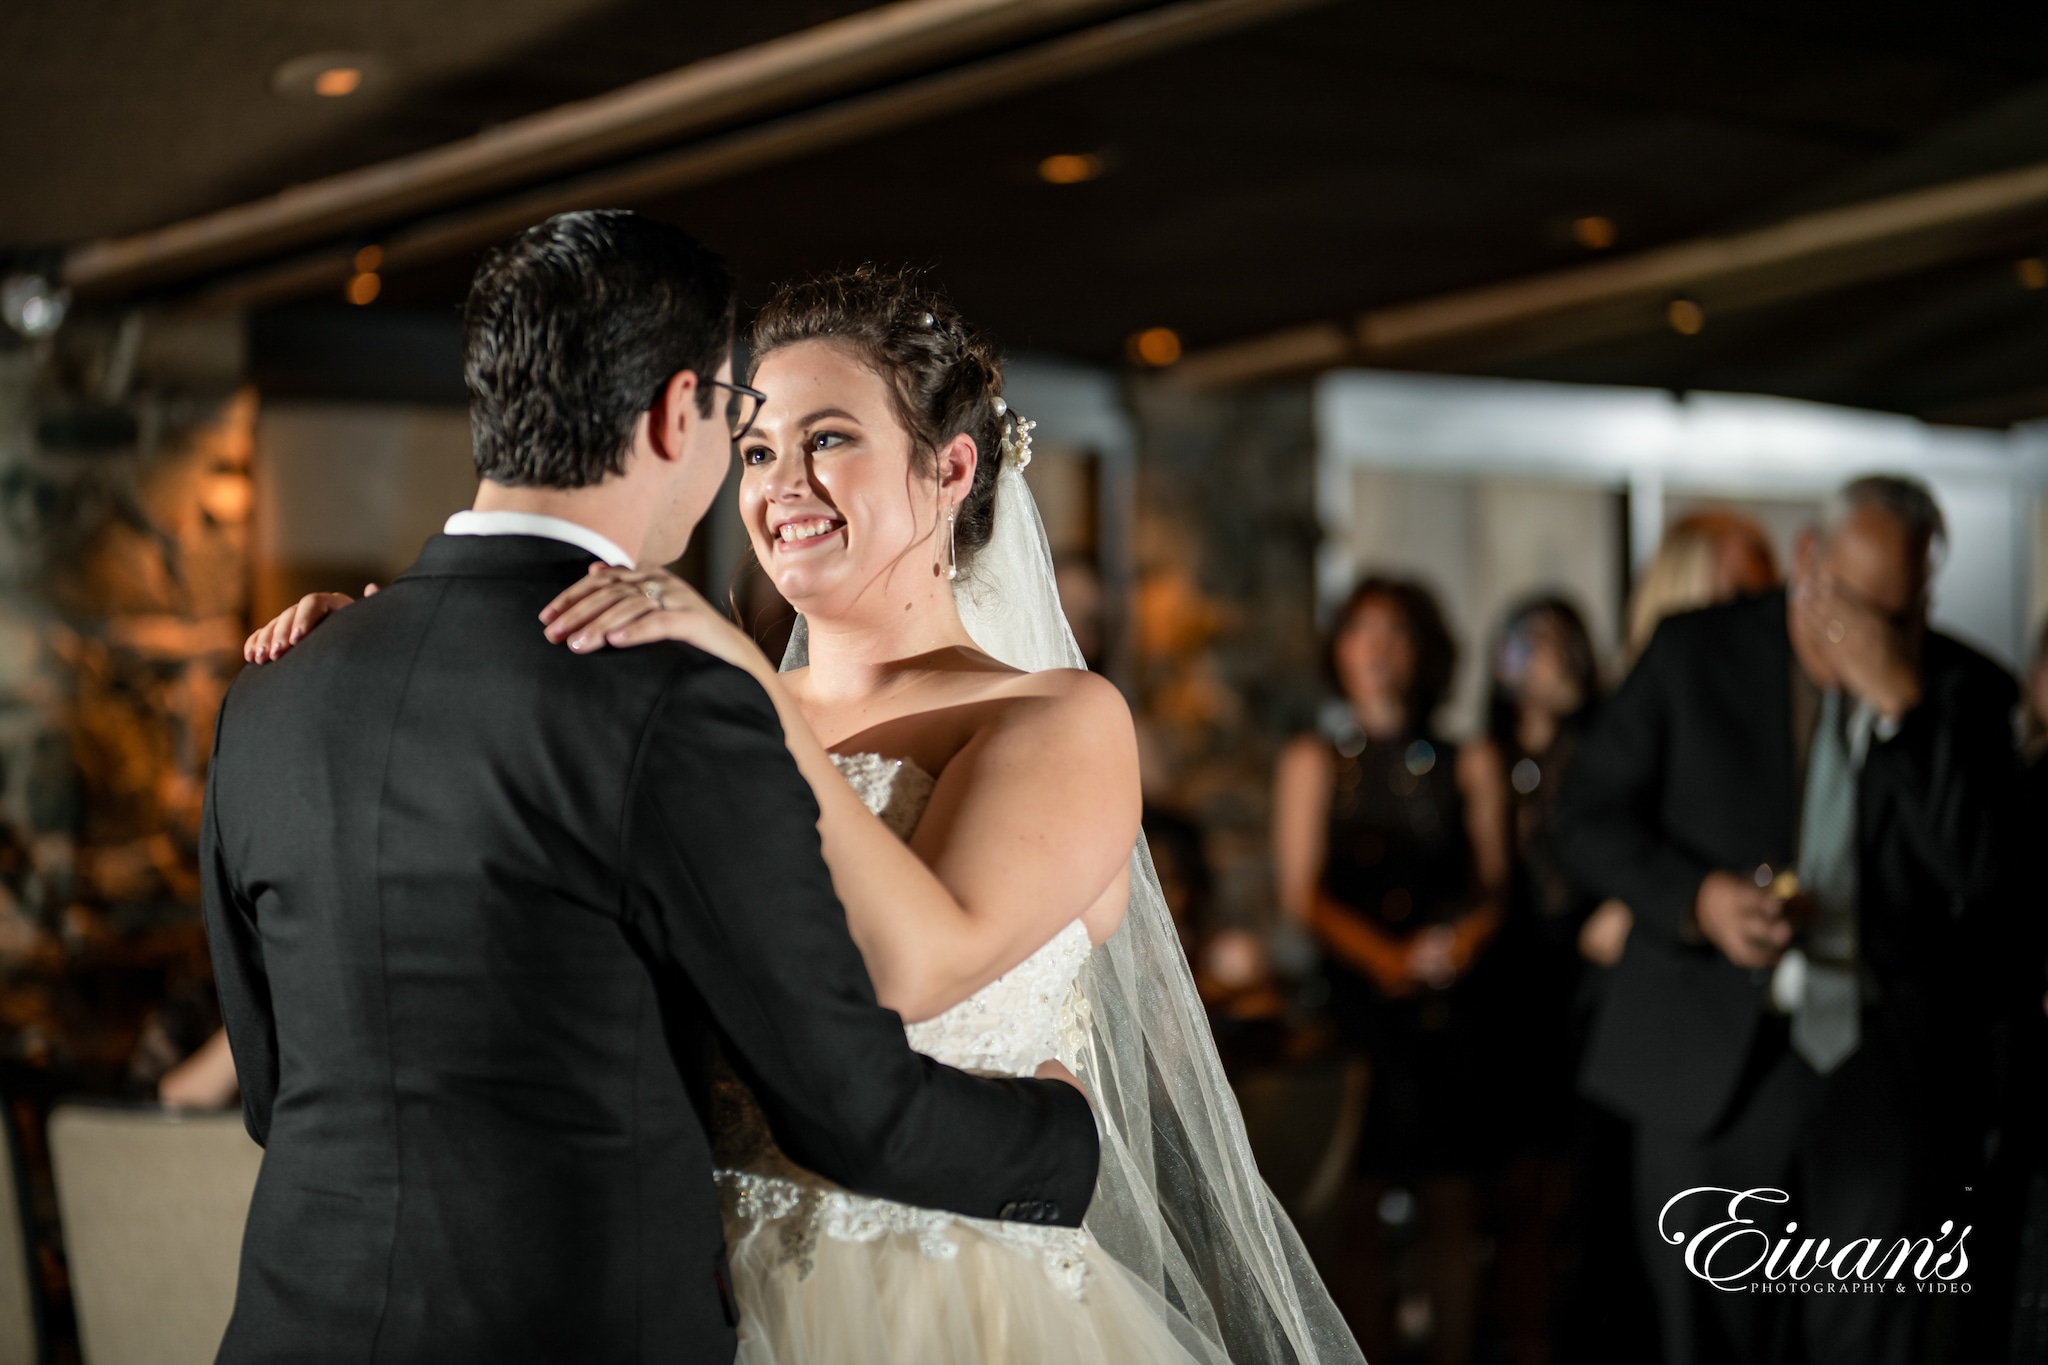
[1657,1187,1970,1294]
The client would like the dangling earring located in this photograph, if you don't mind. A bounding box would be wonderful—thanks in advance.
[944,503,959,581]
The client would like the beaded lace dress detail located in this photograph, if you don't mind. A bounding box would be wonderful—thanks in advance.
[714,752,1096,1298]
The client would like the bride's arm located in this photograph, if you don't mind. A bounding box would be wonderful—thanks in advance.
[544,568,1142,1023]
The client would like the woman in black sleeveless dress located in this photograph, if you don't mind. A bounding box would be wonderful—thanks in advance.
[1274,575,1507,1365]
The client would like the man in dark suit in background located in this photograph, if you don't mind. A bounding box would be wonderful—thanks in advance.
[1558,476,2017,1365]
[201,211,1099,1364]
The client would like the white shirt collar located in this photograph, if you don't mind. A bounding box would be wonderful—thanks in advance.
[443,510,634,568]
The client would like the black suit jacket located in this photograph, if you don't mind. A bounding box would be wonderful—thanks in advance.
[201,535,1100,1364]
[1557,590,2017,1135]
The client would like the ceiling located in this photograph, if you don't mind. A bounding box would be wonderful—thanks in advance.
[10,0,2048,421]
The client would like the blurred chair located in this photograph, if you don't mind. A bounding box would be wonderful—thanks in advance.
[0,1106,38,1365]
[47,1105,260,1365]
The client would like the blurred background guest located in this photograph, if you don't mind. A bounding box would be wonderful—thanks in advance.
[156,1027,237,1109]
[1477,595,1607,1364]
[2000,619,2048,1362]
[1273,574,1508,1365]
[1559,475,2017,1365]
[1592,508,1787,970]
[1625,508,1781,665]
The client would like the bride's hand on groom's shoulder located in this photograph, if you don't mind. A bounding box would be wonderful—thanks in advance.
[540,565,768,678]
[243,585,376,663]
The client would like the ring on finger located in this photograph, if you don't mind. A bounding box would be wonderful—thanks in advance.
[641,581,666,608]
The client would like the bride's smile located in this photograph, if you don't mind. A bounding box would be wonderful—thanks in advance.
[770,514,845,547]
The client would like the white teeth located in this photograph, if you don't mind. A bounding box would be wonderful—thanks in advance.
[777,520,839,543]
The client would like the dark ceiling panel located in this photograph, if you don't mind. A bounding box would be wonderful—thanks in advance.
[0,0,874,243]
[12,0,2048,418]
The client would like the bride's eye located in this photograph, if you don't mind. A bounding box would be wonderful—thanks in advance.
[741,443,774,466]
[806,430,848,455]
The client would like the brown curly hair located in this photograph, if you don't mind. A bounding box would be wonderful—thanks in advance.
[748,265,1012,565]
[1325,574,1459,728]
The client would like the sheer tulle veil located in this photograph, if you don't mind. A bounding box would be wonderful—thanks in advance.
[782,443,1365,1365]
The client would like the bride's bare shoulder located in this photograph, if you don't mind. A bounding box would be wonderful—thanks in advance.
[984,666,1131,743]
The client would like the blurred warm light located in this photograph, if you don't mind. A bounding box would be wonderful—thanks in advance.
[2018,257,2048,290]
[314,67,363,98]
[1572,215,1617,249]
[200,472,254,525]
[1038,153,1103,185]
[346,272,382,306]
[1127,327,1182,367]
[273,51,383,100]
[1666,297,1705,335]
[353,245,384,273]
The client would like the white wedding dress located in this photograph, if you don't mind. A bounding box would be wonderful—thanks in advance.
[713,752,1226,1364]
[733,439,1364,1365]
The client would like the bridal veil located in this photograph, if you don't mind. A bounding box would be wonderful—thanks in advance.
[785,449,1365,1365]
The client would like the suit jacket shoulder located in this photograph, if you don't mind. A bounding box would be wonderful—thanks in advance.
[1920,628,2019,712]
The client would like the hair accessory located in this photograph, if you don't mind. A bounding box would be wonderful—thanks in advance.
[992,396,1007,417]
[997,410,1036,470]
[921,312,936,327]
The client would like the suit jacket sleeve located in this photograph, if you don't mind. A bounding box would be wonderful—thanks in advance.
[619,654,1100,1226]
[1557,621,1715,943]
[1866,644,2018,915]
[199,691,280,1147]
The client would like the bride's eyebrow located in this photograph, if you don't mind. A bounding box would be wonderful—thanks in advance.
[799,407,860,427]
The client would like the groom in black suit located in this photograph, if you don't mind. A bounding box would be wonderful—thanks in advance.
[1558,477,2017,1365]
[201,211,1099,1363]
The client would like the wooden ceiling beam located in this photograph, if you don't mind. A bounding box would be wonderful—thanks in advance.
[174,0,1327,313]
[61,0,1145,296]
[1174,157,2048,386]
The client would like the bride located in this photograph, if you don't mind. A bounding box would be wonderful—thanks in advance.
[247,266,1362,1365]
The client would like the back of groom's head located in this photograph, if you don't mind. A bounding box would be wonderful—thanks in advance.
[464,210,736,489]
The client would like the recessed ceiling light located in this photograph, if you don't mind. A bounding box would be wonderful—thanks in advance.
[1572,215,1617,250]
[2017,257,2047,290]
[1126,327,1182,367]
[1038,153,1104,185]
[1666,298,1705,335]
[314,67,362,98]
[346,271,381,306]
[273,51,387,101]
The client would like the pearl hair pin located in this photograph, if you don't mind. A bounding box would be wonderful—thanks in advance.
[997,407,1036,470]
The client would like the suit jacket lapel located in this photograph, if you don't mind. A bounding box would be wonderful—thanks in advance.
[1750,590,1801,868]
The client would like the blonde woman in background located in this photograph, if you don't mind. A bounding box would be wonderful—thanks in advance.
[1623,509,1780,665]
[1581,509,1781,971]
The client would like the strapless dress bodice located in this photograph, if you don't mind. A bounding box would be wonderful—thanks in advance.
[713,753,1097,1298]
[827,752,1093,1079]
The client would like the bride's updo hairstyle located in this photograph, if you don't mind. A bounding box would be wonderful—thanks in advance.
[749,266,1008,567]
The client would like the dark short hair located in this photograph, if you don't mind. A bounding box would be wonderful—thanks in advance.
[1326,574,1459,728]
[463,210,736,489]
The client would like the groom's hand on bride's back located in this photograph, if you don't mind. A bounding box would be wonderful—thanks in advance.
[1034,1059,1090,1112]
[243,585,376,663]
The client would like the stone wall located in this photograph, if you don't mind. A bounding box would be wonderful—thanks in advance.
[0,312,250,1093]
[1129,380,1324,933]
